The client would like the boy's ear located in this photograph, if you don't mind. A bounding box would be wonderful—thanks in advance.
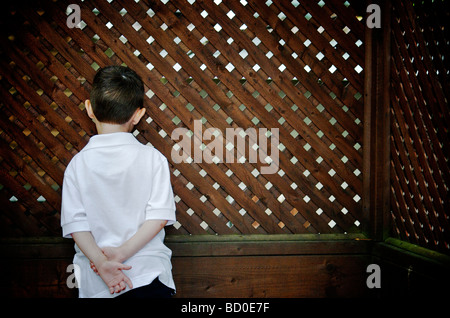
[131,108,146,125]
[85,100,95,119]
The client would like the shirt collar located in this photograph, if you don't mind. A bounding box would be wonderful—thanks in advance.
[83,132,141,151]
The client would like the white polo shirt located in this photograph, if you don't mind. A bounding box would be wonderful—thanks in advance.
[61,132,176,298]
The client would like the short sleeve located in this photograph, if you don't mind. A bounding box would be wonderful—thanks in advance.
[145,154,176,226]
[61,162,90,238]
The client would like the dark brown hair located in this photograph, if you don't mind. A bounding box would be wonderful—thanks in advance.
[90,66,144,124]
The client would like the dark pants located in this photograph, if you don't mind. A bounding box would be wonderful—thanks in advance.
[117,278,174,299]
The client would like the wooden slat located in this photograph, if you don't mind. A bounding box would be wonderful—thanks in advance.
[172,254,369,298]
[0,236,372,298]
[361,0,391,241]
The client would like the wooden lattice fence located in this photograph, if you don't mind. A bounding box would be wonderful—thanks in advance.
[0,0,367,237]
[390,0,449,253]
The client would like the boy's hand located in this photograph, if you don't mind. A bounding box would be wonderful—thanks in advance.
[71,232,133,294]
[90,246,124,275]
[102,246,125,263]
[96,259,133,294]
[91,220,168,277]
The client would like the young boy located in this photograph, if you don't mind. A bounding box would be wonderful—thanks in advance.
[61,66,176,298]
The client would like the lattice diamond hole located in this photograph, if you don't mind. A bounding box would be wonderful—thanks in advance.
[226,63,235,72]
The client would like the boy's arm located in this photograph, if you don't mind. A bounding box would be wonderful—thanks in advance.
[71,231,133,294]
[100,154,175,263]
[71,231,107,266]
[102,219,167,263]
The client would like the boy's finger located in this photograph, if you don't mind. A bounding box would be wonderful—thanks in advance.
[123,275,133,290]
[120,264,132,271]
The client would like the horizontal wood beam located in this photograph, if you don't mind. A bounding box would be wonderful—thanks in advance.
[1,234,372,258]
[1,235,373,297]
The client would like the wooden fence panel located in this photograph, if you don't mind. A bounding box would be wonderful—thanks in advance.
[390,0,449,253]
[0,0,366,237]
[0,235,373,298]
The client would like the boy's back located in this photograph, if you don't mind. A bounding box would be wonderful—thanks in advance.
[62,132,176,297]
[61,66,176,298]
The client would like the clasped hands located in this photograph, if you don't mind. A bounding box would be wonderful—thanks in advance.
[90,246,133,295]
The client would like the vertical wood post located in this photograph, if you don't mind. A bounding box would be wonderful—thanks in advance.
[362,0,391,240]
